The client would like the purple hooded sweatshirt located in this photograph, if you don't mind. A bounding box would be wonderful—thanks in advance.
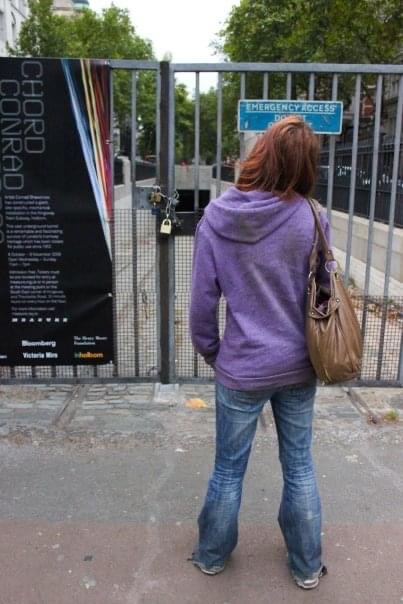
[189,186,331,391]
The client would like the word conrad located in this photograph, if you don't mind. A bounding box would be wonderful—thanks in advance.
[0,60,46,193]
[21,339,58,359]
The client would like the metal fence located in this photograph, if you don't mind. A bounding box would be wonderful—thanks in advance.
[168,62,403,386]
[1,60,402,386]
[316,143,403,228]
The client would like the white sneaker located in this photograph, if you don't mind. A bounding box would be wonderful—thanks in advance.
[292,565,328,590]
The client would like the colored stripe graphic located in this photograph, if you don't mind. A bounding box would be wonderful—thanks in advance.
[62,59,112,258]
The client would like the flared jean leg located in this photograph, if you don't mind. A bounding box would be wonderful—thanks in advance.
[271,383,322,580]
[192,382,266,569]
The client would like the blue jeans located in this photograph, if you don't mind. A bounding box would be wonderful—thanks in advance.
[192,381,322,580]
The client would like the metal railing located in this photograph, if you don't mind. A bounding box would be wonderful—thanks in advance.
[170,62,403,385]
[316,143,403,228]
[0,60,402,386]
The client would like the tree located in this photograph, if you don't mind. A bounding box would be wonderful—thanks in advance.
[218,0,403,65]
[10,1,156,156]
[198,87,239,164]
[9,0,70,57]
[213,0,403,154]
[175,83,194,162]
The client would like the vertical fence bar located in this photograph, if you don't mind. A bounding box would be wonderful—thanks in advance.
[130,70,140,376]
[286,73,292,99]
[155,68,161,183]
[363,75,383,297]
[170,67,176,196]
[159,61,176,383]
[155,66,162,380]
[398,334,403,384]
[308,73,315,100]
[216,72,223,197]
[383,74,403,299]
[194,72,200,212]
[326,75,338,221]
[344,74,361,283]
[376,74,403,381]
[240,73,246,161]
[131,72,137,202]
[263,72,269,98]
[193,71,200,378]
[360,76,383,377]
[109,65,118,377]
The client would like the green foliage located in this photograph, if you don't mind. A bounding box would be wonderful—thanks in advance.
[10,0,156,154]
[12,0,403,164]
[218,0,403,65]
[175,83,194,162]
[383,409,400,422]
[199,88,217,164]
[9,0,70,57]
[198,85,240,162]
[11,0,154,60]
[212,0,403,154]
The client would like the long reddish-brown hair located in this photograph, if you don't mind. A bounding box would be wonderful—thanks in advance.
[236,116,319,197]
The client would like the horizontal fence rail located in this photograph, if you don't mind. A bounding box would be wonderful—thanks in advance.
[172,63,403,74]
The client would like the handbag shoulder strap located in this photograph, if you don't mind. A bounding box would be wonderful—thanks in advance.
[307,198,335,274]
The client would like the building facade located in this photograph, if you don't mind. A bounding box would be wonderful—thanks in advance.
[0,0,28,56]
[52,0,89,16]
[52,0,74,17]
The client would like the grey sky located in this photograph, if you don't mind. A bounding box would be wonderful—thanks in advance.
[90,0,239,91]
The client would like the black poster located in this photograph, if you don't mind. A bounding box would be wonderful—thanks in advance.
[0,58,113,365]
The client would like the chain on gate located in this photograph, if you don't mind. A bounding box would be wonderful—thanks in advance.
[149,185,182,235]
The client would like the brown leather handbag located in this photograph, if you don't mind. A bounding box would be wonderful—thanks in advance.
[305,198,363,384]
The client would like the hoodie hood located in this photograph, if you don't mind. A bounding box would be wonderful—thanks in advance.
[204,186,305,243]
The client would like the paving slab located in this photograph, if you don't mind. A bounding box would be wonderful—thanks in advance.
[1,383,402,448]
[0,385,74,436]
[347,387,403,426]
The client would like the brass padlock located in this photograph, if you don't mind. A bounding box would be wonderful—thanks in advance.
[150,190,161,204]
[160,218,172,235]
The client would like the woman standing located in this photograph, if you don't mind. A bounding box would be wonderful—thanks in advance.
[189,116,329,590]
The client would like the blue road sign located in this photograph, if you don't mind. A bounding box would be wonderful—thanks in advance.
[238,100,343,134]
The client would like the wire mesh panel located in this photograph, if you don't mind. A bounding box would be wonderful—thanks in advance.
[0,208,159,383]
[112,208,159,379]
[174,235,226,379]
[175,251,402,384]
[354,296,403,382]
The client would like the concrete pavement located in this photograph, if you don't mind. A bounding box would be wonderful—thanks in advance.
[0,383,402,603]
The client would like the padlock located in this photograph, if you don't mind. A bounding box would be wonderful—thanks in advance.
[160,218,172,235]
[150,190,162,204]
